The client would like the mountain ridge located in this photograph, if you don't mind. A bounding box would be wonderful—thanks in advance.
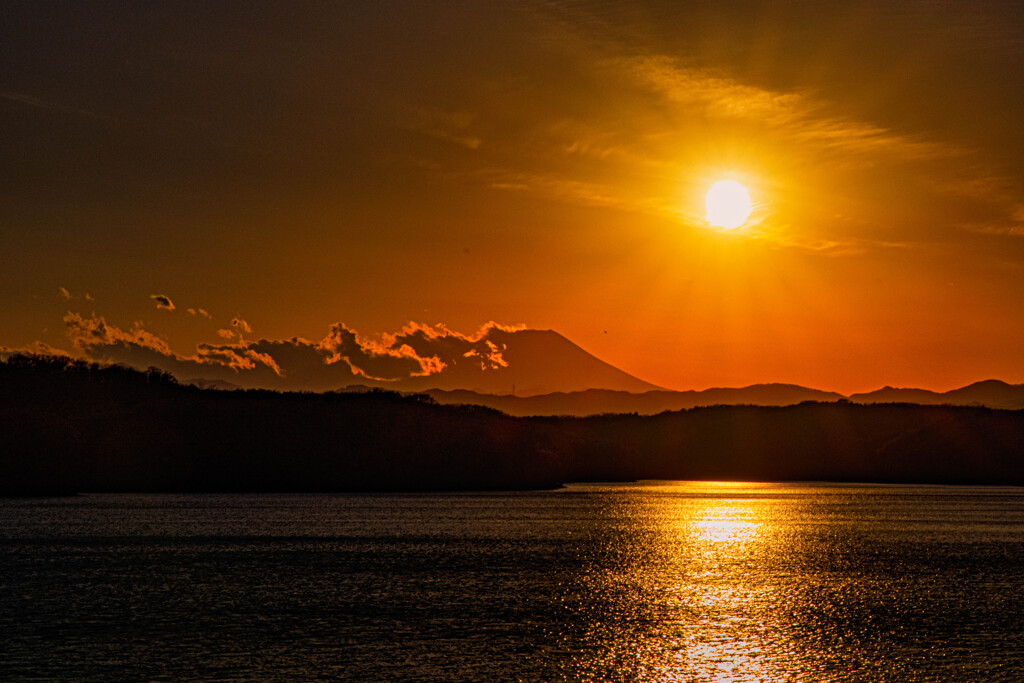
[332,381,1024,417]
[849,380,1024,411]
[416,384,845,416]
[382,328,663,396]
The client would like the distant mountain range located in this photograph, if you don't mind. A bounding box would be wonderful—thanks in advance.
[413,385,845,417]
[849,380,1024,410]
[177,325,1024,415]
[404,381,1024,416]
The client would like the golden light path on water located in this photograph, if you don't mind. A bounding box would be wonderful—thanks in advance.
[566,481,804,682]
[4,483,1023,679]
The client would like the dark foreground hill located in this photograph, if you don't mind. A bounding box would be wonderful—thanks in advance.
[3,356,1024,494]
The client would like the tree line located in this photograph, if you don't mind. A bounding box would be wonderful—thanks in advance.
[2,355,1023,494]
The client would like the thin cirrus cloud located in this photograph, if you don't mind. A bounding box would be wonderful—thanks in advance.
[461,43,1016,250]
[0,89,106,121]
[618,55,1024,243]
[620,55,955,163]
[403,107,484,150]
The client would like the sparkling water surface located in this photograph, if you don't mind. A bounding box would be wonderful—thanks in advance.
[2,482,1024,681]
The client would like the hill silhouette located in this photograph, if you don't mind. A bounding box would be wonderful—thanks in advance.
[404,379,1024,417]
[850,380,1024,410]
[418,384,845,417]
[3,355,1024,494]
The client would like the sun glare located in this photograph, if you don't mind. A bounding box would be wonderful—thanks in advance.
[705,180,753,229]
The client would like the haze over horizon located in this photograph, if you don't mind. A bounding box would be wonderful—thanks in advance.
[5,1,1024,395]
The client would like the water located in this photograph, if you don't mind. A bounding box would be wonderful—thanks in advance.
[2,482,1024,681]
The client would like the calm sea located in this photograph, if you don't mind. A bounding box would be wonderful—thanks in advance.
[2,482,1023,681]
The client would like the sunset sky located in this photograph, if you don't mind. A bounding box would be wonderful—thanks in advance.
[4,0,1024,394]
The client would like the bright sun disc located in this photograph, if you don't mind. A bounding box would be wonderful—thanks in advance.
[705,180,752,229]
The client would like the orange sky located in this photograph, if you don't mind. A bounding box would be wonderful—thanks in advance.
[3,1,1024,394]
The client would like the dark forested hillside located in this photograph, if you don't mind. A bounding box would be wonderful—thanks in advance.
[2,356,1024,494]
[0,355,573,494]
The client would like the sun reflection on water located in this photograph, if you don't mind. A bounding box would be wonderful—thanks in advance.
[690,505,761,546]
[567,481,802,682]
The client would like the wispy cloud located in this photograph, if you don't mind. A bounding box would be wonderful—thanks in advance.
[402,107,484,150]
[963,203,1024,238]
[485,169,673,217]
[0,341,72,360]
[65,312,175,357]
[1,91,48,109]
[195,342,282,375]
[150,294,175,311]
[1,90,106,120]
[470,45,1018,254]
[620,56,956,163]
[57,287,93,302]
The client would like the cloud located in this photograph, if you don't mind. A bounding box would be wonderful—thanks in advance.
[58,315,513,392]
[403,107,484,150]
[616,56,959,166]
[64,312,285,387]
[186,308,211,318]
[943,179,1024,238]
[195,343,282,375]
[387,321,524,372]
[150,294,175,311]
[1,91,48,109]
[616,56,1024,249]
[0,341,72,360]
[210,317,253,345]
[66,312,174,356]
[319,323,439,381]
[57,287,95,303]
[1,90,105,120]
[470,41,1009,253]
[486,169,673,216]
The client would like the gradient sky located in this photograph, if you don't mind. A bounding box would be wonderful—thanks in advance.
[4,0,1024,394]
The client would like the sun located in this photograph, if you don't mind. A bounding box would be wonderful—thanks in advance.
[705,180,753,229]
